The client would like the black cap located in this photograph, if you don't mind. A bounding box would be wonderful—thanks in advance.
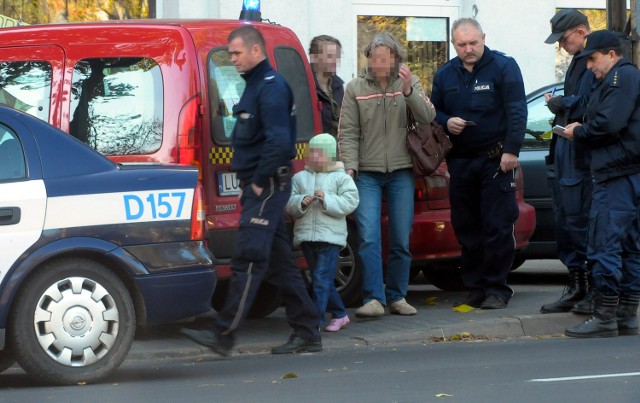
[545,9,588,44]
[578,30,621,58]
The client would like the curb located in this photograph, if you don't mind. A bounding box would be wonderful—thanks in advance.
[127,312,590,361]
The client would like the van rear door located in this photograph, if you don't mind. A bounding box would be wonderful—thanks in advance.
[0,46,65,127]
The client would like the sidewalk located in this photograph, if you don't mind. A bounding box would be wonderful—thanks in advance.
[130,268,590,361]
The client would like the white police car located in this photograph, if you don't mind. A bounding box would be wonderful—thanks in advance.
[0,106,216,385]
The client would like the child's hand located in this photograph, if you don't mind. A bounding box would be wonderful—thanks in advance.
[301,195,314,208]
[314,189,324,202]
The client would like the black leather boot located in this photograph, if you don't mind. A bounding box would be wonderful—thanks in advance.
[617,294,640,336]
[540,271,588,313]
[571,286,595,314]
[565,291,619,338]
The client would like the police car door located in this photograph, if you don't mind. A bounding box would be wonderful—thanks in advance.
[0,122,46,284]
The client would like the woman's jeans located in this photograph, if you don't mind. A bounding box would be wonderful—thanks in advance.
[301,242,347,325]
[354,169,415,305]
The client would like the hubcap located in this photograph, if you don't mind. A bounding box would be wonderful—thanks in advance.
[33,277,119,367]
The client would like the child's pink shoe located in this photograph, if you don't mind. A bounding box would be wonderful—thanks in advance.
[324,315,350,332]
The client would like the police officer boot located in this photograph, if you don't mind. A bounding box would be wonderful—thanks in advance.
[617,294,640,336]
[571,284,595,314]
[540,271,588,313]
[565,292,619,338]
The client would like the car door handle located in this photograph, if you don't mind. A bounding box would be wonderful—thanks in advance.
[0,207,21,225]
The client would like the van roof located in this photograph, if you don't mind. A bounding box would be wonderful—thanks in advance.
[0,19,283,32]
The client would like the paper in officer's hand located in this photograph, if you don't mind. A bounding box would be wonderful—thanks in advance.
[552,125,570,139]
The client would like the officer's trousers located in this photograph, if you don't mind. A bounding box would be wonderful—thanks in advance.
[448,156,519,301]
[215,178,321,342]
[588,174,640,296]
[547,136,592,273]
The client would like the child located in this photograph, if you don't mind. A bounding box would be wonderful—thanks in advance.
[286,133,359,331]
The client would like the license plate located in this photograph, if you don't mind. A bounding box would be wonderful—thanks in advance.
[218,171,240,196]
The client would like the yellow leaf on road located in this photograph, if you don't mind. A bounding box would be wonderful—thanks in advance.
[452,304,474,313]
[281,373,298,379]
[424,296,438,305]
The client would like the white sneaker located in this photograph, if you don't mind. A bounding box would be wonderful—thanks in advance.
[355,299,385,318]
[390,298,417,315]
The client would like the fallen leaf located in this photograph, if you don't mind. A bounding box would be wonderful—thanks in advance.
[452,304,474,313]
[281,373,298,379]
[424,296,438,305]
[435,393,453,397]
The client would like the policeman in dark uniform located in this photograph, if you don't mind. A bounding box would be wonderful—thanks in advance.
[540,9,595,314]
[182,26,322,354]
[431,19,527,309]
[562,30,640,338]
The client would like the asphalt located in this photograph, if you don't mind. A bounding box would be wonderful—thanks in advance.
[130,261,594,361]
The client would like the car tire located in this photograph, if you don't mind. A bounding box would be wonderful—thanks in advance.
[8,258,135,385]
[211,281,283,319]
[423,261,468,291]
[511,253,526,271]
[0,349,15,373]
[335,222,363,307]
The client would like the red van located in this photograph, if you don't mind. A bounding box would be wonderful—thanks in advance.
[0,18,536,313]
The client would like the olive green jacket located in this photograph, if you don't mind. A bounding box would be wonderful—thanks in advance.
[338,72,436,174]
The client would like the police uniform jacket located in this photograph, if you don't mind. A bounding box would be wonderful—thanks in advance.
[231,59,296,188]
[431,46,527,158]
[573,58,640,183]
[339,71,436,174]
[547,52,595,168]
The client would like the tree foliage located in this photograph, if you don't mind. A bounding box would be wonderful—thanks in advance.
[1,0,148,24]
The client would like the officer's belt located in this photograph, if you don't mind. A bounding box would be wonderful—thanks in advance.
[453,142,503,159]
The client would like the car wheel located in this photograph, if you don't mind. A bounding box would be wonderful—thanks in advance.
[423,261,468,291]
[335,223,363,307]
[8,258,135,385]
[211,281,282,319]
[0,349,15,373]
[511,253,526,271]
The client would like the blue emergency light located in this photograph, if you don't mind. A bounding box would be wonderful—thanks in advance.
[240,0,262,21]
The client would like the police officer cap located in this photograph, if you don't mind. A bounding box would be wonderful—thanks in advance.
[578,30,621,58]
[545,9,588,44]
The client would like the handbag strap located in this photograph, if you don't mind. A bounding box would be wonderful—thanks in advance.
[406,106,417,130]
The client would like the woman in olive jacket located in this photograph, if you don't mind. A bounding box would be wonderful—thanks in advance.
[338,32,435,318]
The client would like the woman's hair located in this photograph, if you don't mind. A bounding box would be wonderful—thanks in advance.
[363,32,404,64]
[309,35,342,56]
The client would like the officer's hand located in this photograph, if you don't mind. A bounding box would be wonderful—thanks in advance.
[564,122,579,140]
[546,96,563,114]
[399,64,412,96]
[251,183,263,196]
[447,117,466,135]
[499,153,519,173]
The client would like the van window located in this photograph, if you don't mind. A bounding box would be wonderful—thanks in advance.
[274,46,315,142]
[70,57,163,156]
[0,61,51,121]
[208,49,245,145]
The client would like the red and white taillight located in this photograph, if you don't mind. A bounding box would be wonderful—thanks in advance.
[191,182,206,240]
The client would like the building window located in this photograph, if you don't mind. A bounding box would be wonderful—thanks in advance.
[357,15,449,95]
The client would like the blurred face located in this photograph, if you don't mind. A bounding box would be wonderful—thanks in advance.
[228,37,261,73]
[312,41,340,75]
[452,23,485,70]
[587,50,620,80]
[368,45,396,81]
[307,147,331,170]
[559,26,588,55]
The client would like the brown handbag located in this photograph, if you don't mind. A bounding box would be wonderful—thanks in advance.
[405,107,452,176]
